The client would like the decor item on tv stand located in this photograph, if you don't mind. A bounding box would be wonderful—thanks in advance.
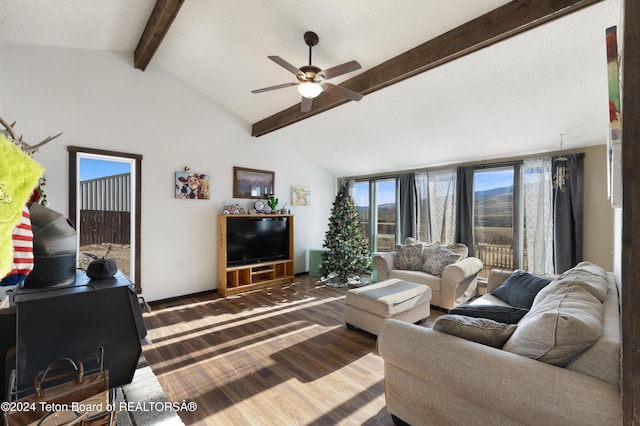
[217,213,294,296]
[267,195,279,214]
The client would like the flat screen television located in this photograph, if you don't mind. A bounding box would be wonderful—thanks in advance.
[226,216,289,266]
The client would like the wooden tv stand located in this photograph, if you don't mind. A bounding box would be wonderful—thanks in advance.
[217,214,294,296]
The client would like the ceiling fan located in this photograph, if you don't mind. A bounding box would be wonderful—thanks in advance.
[251,31,363,112]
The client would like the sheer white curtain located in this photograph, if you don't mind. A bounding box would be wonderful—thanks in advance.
[415,171,430,242]
[415,168,456,243]
[346,179,356,198]
[523,157,554,274]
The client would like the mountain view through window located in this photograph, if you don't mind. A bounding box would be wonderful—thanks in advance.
[474,167,520,278]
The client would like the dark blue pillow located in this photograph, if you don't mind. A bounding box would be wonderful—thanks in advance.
[491,271,552,309]
[448,305,530,324]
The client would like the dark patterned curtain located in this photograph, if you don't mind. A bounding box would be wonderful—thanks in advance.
[399,173,416,242]
[553,154,584,273]
[455,166,475,256]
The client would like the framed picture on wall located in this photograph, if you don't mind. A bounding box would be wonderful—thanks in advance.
[292,186,311,206]
[175,171,210,199]
[233,167,274,199]
[606,26,622,208]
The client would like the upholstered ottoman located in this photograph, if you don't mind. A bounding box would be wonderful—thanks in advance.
[344,278,431,335]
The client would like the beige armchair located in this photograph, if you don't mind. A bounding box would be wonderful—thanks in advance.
[372,242,483,310]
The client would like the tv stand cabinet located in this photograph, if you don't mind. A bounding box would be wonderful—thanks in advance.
[217,214,294,296]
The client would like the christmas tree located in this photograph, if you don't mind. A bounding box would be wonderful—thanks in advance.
[320,185,372,286]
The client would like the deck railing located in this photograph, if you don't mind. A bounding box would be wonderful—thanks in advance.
[474,243,529,277]
[474,243,514,270]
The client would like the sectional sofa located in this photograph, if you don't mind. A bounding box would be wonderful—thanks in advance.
[378,262,621,425]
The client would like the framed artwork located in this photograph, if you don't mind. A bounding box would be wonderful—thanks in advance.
[175,171,210,199]
[292,186,311,206]
[606,26,622,208]
[233,167,274,199]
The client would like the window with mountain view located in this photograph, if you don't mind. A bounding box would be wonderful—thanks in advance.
[349,158,553,278]
[474,166,526,278]
[375,179,396,252]
[353,178,397,253]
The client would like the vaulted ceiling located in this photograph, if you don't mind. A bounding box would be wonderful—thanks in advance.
[0,0,621,176]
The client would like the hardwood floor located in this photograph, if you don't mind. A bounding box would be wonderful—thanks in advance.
[142,275,442,425]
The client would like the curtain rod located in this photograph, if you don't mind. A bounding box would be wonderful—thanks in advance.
[341,148,586,182]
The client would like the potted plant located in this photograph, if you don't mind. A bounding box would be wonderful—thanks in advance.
[267,195,279,214]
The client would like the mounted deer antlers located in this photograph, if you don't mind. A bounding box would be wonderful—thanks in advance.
[0,115,62,154]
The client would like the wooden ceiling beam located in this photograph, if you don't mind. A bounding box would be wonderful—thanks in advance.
[252,0,603,137]
[621,0,640,421]
[134,0,185,71]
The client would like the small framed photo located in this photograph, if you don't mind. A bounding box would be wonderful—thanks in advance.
[175,171,210,199]
[292,186,311,206]
[233,167,274,199]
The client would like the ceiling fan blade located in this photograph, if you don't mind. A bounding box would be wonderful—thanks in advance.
[323,83,363,102]
[319,60,361,80]
[251,82,299,94]
[268,56,303,77]
[301,96,313,113]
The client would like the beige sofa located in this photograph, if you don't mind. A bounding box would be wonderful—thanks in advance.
[372,240,483,310]
[378,262,621,426]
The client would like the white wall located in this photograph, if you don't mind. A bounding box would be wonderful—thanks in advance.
[613,207,622,280]
[0,43,334,302]
[0,48,4,113]
[582,145,615,271]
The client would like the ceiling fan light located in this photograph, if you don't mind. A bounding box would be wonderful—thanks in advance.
[298,82,323,99]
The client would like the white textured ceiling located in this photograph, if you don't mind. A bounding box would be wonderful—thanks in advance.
[0,0,621,176]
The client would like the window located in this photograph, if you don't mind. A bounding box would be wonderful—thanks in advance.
[473,165,523,279]
[352,178,398,252]
[346,156,554,275]
[375,179,397,252]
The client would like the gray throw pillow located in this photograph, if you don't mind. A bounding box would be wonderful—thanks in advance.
[492,270,552,309]
[422,247,461,276]
[449,305,529,324]
[394,243,424,271]
[433,314,517,348]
